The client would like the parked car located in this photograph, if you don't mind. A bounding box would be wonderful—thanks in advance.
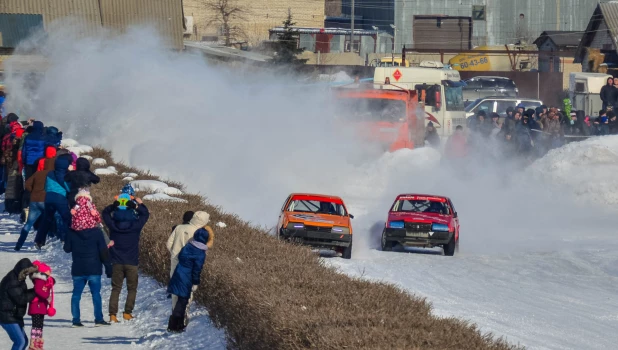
[277,193,354,259]
[381,194,460,256]
[463,76,518,102]
[465,96,543,119]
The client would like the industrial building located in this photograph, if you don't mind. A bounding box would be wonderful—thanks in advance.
[330,0,601,52]
[0,0,185,50]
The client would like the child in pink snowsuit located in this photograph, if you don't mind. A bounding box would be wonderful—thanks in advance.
[28,261,56,350]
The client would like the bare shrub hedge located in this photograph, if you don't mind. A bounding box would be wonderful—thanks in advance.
[89,148,522,350]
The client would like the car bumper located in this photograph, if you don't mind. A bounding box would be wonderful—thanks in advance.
[281,229,352,248]
[384,228,453,246]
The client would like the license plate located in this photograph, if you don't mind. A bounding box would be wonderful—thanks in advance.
[406,231,429,238]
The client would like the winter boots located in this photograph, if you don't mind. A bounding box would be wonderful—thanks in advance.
[110,315,118,323]
[123,313,134,321]
[28,337,43,350]
[167,316,186,333]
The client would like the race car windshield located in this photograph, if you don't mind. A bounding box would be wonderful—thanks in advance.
[336,98,406,123]
[392,200,450,215]
[287,199,347,216]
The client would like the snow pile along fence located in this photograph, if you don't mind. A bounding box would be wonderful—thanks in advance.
[88,148,521,350]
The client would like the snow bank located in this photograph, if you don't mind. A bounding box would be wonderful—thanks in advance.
[66,146,83,156]
[81,155,93,161]
[143,193,188,203]
[61,138,79,147]
[76,144,93,154]
[122,172,138,178]
[92,158,107,166]
[131,180,168,193]
[123,177,134,181]
[94,168,118,175]
[216,222,227,228]
[526,136,618,206]
[155,187,183,196]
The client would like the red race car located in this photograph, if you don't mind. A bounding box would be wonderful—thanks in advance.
[381,194,460,256]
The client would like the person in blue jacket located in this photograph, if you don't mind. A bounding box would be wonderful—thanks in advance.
[21,121,49,180]
[34,154,72,249]
[166,227,213,333]
[44,126,62,148]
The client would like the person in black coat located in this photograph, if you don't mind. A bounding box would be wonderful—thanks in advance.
[102,197,150,323]
[65,157,100,208]
[600,77,615,110]
[166,228,213,333]
[63,227,112,327]
[0,258,38,350]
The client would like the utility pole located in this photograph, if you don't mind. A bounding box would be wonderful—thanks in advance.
[350,0,355,53]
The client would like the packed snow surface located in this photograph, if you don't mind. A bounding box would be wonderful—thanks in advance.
[0,200,225,349]
[130,180,168,193]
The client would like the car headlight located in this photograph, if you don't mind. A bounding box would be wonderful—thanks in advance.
[332,226,350,234]
[287,222,304,229]
[431,223,449,232]
[388,221,405,229]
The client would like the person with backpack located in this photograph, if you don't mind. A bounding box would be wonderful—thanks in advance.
[102,194,150,323]
[33,154,73,249]
[166,227,213,333]
[28,261,56,350]
[0,258,38,350]
[21,121,48,181]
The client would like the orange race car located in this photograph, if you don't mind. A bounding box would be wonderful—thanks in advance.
[277,193,354,259]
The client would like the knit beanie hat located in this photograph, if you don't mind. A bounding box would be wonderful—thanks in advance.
[32,260,51,275]
[121,184,135,197]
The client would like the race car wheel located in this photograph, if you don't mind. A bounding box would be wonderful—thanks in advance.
[381,230,393,251]
[342,241,352,259]
[443,236,456,256]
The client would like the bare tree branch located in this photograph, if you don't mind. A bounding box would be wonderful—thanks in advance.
[202,0,248,46]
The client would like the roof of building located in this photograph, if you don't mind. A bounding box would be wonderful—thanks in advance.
[533,31,582,48]
[575,2,618,63]
[269,27,379,36]
[184,41,272,62]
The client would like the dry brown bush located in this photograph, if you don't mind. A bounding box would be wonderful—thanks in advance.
[88,147,523,350]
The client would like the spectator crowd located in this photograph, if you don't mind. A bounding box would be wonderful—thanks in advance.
[0,98,214,349]
[433,102,617,163]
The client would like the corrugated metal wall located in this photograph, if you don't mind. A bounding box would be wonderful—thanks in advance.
[395,0,600,52]
[100,0,184,49]
[0,0,183,49]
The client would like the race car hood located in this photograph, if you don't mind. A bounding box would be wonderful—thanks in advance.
[388,212,451,225]
[285,212,350,227]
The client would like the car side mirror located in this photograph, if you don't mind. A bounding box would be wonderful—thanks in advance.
[453,212,458,218]
[349,214,355,219]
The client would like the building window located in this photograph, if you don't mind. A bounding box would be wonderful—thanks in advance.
[344,35,360,53]
[472,5,486,21]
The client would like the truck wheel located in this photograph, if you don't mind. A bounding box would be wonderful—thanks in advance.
[342,241,352,259]
[381,230,393,251]
[443,236,456,256]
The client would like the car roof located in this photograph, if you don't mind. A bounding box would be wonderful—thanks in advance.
[466,76,513,80]
[289,193,344,201]
[478,96,542,101]
[395,193,450,201]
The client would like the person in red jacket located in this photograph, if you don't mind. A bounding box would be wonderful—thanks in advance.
[36,146,57,172]
[28,260,56,350]
[444,125,469,160]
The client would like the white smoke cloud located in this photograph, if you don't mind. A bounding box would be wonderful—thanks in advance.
[5,22,617,258]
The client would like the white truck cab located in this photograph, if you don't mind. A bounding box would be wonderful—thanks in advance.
[373,63,467,138]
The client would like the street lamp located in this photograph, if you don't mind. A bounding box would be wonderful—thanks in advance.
[390,24,396,53]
